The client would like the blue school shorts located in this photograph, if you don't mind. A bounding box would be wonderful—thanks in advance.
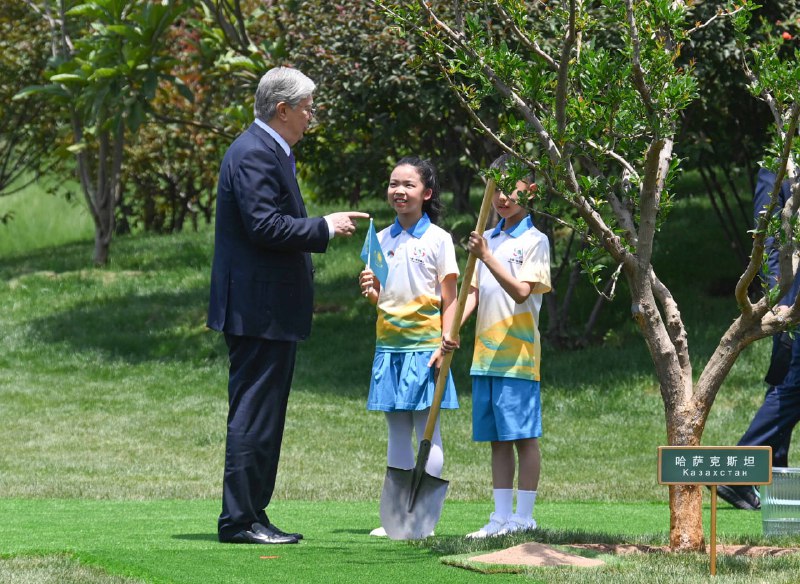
[472,375,541,441]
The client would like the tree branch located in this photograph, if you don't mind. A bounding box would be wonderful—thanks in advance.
[635,138,672,286]
[555,0,578,135]
[493,1,558,71]
[433,60,536,169]
[739,45,782,128]
[624,0,656,120]
[414,0,635,270]
[651,269,691,387]
[579,149,639,246]
[686,4,747,37]
[199,0,252,54]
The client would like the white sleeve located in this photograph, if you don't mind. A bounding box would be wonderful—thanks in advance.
[519,234,551,294]
[438,233,459,281]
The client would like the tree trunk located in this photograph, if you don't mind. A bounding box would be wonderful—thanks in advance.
[669,484,704,550]
[92,177,114,265]
[665,402,705,550]
[71,108,122,266]
[92,225,111,265]
[449,166,473,213]
[90,127,121,265]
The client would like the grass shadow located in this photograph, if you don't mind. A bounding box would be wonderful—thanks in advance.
[171,534,219,542]
[27,287,221,365]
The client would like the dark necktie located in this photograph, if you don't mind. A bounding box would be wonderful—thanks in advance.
[289,151,296,177]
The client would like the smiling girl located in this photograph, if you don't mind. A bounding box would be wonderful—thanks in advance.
[358,157,459,537]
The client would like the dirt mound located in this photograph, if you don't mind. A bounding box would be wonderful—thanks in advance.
[470,542,605,567]
[468,542,800,568]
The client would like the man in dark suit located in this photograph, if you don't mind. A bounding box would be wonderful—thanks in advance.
[207,67,368,544]
[717,167,800,511]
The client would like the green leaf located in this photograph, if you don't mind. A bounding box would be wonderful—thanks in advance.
[127,100,146,133]
[49,73,85,83]
[105,24,141,40]
[173,77,194,103]
[90,68,119,79]
[143,72,158,101]
[65,4,99,17]
[12,85,69,100]
[66,142,88,153]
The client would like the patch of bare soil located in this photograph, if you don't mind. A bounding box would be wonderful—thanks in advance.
[470,542,605,567]
[469,542,800,568]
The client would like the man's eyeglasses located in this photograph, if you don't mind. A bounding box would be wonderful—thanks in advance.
[302,105,316,118]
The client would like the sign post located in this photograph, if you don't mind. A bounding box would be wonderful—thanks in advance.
[658,446,772,576]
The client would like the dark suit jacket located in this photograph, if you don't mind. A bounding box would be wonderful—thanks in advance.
[754,167,797,303]
[754,167,798,385]
[207,123,330,341]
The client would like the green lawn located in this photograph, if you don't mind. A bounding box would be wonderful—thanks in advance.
[1,184,799,583]
[0,179,93,254]
[1,499,790,584]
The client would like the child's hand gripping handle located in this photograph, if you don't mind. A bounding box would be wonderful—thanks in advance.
[423,178,497,443]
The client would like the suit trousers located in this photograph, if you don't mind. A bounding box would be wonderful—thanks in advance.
[218,334,297,539]
[738,334,800,467]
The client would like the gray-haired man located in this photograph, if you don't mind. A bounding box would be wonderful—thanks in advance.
[208,67,367,544]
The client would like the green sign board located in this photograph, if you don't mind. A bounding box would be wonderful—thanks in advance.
[658,446,772,485]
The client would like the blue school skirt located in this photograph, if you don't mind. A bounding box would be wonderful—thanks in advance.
[367,349,459,412]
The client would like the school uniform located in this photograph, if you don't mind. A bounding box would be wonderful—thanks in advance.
[367,213,460,411]
[470,216,551,441]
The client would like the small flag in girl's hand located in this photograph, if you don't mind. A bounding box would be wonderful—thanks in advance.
[360,218,389,286]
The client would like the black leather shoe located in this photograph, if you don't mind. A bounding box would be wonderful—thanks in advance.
[716,484,761,510]
[221,522,298,544]
[268,522,304,540]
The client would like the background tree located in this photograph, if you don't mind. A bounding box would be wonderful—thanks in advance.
[267,1,498,213]
[677,1,800,274]
[17,0,187,264]
[0,2,63,205]
[378,0,800,551]
[118,8,252,234]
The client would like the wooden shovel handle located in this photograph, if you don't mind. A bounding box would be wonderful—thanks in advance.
[423,178,496,442]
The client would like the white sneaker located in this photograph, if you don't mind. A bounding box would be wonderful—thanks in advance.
[506,514,537,533]
[466,512,509,539]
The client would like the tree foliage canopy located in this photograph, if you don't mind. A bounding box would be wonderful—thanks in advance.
[270,1,498,212]
[0,2,62,198]
[373,0,800,551]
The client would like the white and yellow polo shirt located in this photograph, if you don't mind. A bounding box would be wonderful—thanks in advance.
[471,216,551,380]
[375,214,459,352]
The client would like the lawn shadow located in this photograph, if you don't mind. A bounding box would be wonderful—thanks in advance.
[1,240,101,280]
[28,287,222,364]
[330,528,372,535]
[172,533,219,542]
[0,231,213,282]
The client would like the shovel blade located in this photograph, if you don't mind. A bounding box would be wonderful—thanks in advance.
[379,466,448,540]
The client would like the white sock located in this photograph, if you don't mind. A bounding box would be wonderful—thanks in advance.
[516,490,537,518]
[493,488,514,518]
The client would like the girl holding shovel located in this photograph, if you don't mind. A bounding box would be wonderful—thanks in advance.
[359,157,460,537]
[444,154,551,538]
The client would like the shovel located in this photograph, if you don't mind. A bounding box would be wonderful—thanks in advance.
[380,178,497,540]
